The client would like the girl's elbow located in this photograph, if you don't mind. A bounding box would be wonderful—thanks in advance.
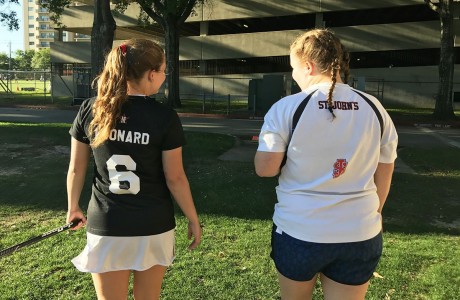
[67,166,81,177]
[165,173,187,186]
[255,166,278,177]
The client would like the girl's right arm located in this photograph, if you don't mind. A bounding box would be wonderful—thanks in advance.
[66,137,91,230]
[162,147,201,250]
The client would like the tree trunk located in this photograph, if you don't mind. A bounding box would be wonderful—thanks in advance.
[434,0,456,120]
[164,18,181,108]
[91,0,116,96]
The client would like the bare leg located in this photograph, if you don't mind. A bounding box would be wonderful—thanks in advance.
[320,273,370,300]
[132,265,168,300]
[278,271,318,300]
[91,270,130,300]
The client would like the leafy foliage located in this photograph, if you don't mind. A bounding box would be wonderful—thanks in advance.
[0,52,9,69]
[31,48,51,70]
[39,0,72,27]
[14,50,35,70]
[0,49,51,71]
[0,0,19,30]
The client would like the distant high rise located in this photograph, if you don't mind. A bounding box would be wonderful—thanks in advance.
[22,0,54,50]
[22,1,90,51]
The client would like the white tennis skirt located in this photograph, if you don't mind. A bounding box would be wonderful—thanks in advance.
[72,229,175,273]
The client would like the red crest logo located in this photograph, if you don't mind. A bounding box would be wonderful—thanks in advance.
[333,159,348,178]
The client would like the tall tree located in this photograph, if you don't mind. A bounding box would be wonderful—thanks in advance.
[45,0,202,104]
[41,0,116,94]
[91,0,116,95]
[128,0,203,107]
[0,0,19,30]
[425,0,456,120]
[0,52,10,69]
[31,48,51,69]
[14,49,35,70]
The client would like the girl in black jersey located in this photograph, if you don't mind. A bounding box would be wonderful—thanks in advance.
[67,39,201,300]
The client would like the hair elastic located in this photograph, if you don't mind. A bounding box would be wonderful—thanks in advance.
[119,44,127,56]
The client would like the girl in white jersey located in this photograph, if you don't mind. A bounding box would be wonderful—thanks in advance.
[67,39,201,300]
[255,29,398,300]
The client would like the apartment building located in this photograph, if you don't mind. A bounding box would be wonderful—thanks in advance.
[22,1,90,51]
[50,0,460,108]
[22,0,54,50]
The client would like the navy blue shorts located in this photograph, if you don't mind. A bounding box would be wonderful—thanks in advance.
[271,225,382,285]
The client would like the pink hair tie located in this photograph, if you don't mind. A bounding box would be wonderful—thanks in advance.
[119,44,127,56]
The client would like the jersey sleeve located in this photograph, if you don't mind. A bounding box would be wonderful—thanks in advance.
[379,110,398,163]
[257,102,290,153]
[161,110,186,150]
[69,99,92,144]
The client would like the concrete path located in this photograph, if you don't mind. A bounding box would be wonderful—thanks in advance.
[0,107,78,124]
[217,137,417,174]
[1,106,459,175]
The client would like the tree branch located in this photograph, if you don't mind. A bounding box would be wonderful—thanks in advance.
[0,0,19,5]
[151,0,165,13]
[136,0,165,27]
[101,0,115,25]
[424,0,440,13]
[178,0,196,24]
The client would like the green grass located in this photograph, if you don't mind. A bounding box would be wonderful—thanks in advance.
[0,123,459,299]
[0,79,51,93]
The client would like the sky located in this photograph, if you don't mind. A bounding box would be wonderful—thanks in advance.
[0,0,25,56]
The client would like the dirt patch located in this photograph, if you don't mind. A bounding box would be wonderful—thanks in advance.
[385,216,460,230]
[37,145,70,157]
[51,145,70,155]
[0,168,24,176]
[431,219,460,230]
[0,144,70,175]
[0,143,32,150]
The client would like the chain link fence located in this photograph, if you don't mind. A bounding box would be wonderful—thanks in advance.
[0,70,52,103]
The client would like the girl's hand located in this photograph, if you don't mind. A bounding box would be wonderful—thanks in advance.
[66,208,87,230]
[187,221,202,250]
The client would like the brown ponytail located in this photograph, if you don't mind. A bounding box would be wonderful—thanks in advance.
[88,39,164,147]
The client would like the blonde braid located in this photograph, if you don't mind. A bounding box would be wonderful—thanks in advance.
[290,29,348,121]
[327,59,339,119]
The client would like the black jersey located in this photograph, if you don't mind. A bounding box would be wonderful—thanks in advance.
[69,96,186,236]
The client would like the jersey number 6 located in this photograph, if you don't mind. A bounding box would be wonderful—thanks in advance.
[106,154,140,195]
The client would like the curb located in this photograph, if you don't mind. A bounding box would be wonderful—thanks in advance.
[414,123,452,128]
[177,112,263,120]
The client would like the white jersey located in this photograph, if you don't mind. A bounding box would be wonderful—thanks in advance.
[258,82,398,243]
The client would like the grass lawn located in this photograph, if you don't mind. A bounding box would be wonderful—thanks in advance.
[0,123,459,299]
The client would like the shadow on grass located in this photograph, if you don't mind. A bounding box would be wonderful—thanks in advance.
[0,123,80,213]
[383,172,460,236]
[1,126,458,237]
